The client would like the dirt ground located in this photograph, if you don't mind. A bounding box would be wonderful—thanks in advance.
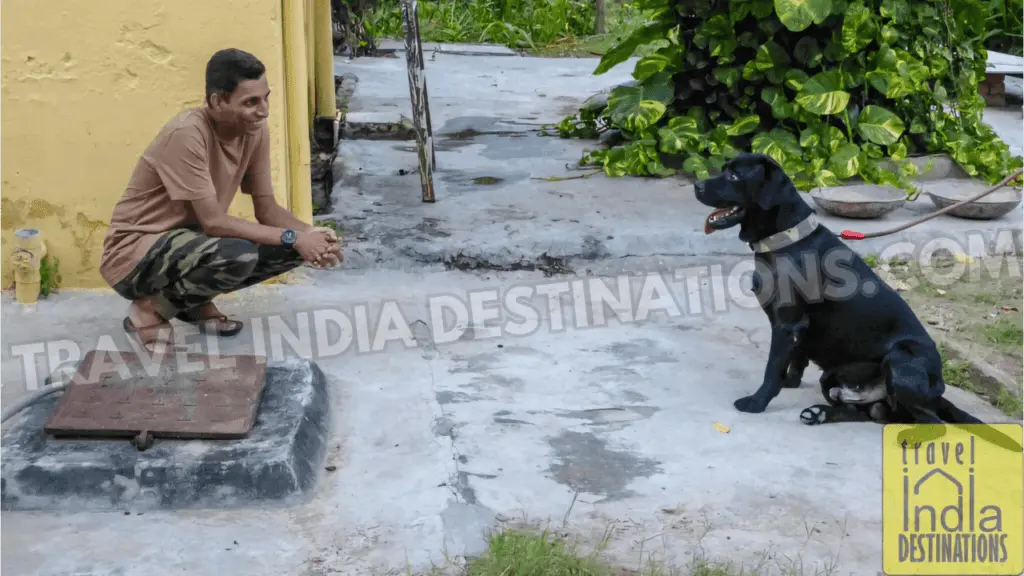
[869,251,1024,419]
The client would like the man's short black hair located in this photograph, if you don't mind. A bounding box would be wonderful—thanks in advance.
[205,48,266,103]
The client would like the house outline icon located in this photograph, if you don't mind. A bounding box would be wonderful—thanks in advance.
[914,467,963,496]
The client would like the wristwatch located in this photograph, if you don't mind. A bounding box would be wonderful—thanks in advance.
[281,228,297,248]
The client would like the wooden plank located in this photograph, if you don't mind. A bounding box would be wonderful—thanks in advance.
[401,0,436,203]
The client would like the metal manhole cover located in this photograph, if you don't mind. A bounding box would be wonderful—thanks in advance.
[44,350,268,444]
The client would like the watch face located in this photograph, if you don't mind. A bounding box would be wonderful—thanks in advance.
[283,229,296,244]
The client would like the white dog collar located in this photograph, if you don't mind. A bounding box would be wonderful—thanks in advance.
[750,213,820,253]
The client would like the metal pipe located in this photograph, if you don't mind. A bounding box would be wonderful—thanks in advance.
[12,228,47,304]
[1,383,67,424]
[282,0,314,224]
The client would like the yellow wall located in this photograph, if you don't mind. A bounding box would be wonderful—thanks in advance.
[1,0,295,290]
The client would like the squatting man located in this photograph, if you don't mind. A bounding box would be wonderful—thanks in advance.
[99,48,342,353]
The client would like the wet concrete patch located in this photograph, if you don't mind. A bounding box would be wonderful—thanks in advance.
[415,217,451,238]
[436,391,486,405]
[468,374,525,393]
[448,352,503,374]
[546,431,662,501]
[556,406,661,426]
[621,390,649,403]
[494,417,533,426]
[602,339,679,366]
[432,417,457,438]
[588,365,643,380]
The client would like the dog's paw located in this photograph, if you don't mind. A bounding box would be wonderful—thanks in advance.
[781,376,802,388]
[734,395,767,413]
[800,405,831,425]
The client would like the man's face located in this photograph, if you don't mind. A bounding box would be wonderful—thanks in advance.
[211,74,270,132]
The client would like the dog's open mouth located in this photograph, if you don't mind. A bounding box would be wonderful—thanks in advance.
[704,206,745,234]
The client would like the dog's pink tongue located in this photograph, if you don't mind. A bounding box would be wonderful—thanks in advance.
[705,208,729,235]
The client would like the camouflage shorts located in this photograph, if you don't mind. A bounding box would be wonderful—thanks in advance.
[112,227,303,319]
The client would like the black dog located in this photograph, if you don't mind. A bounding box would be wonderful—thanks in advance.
[693,153,1002,429]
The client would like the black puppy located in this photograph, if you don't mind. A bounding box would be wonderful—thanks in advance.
[803,361,913,425]
[693,153,989,426]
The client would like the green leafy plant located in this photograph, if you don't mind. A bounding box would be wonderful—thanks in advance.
[550,0,1024,192]
[369,0,596,49]
[982,0,1023,56]
[39,254,61,299]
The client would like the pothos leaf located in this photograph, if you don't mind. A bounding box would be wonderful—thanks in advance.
[714,67,741,89]
[785,69,810,91]
[773,0,832,31]
[657,116,706,154]
[604,73,674,132]
[857,105,906,145]
[684,155,711,179]
[799,127,820,148]
[841,3,876,55]
[633,51,678,82]
[828,142,862,178]
[755,41,791,71]
[762,86,793,119]
[751,0,775,18]
[751,128,802,166]
[594,20,672,76]
[794,38,823,68]
[725,114,762,136]
[796,70,851,115]
[888,141,908,160]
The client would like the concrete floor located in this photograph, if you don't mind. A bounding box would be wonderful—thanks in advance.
[2,268,1011,576]
[1,49,1021,576]
[331,52,1023,272]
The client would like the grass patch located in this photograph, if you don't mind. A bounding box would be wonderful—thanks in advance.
[465,529,615,575]
[870,254,1023,419]
[407,527,840,576]
[314,219,343,235]
[939,344,1023,420]
[980,316,1024,348]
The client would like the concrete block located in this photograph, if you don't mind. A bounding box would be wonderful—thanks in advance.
[377,39,516,56]
[342,111,416,140]
[1,358,330,512]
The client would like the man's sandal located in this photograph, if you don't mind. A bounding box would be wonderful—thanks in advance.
[123,317,179,353]
[174,308,244,337]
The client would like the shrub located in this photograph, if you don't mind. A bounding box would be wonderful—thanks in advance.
[551,0,1024,191]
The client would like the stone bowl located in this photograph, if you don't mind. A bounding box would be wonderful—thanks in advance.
[809,185,907,219]
[923,179,1023,220]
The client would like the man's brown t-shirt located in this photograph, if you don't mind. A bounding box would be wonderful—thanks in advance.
[99,107,274,287]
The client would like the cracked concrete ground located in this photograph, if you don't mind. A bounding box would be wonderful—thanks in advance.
[2,48,1022,575]
[329,52,1023,272]
[0,266,1013,575]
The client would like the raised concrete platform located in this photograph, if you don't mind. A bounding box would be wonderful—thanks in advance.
[1,357,329,512]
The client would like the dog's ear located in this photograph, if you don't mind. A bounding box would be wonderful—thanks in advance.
[749,154,787,210]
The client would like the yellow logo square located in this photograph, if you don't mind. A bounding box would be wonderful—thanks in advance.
[883,423,1024,575]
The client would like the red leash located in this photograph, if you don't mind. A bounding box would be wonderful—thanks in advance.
[839,168,1023,241]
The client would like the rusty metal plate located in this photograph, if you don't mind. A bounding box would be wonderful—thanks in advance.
[44,350,268,441]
